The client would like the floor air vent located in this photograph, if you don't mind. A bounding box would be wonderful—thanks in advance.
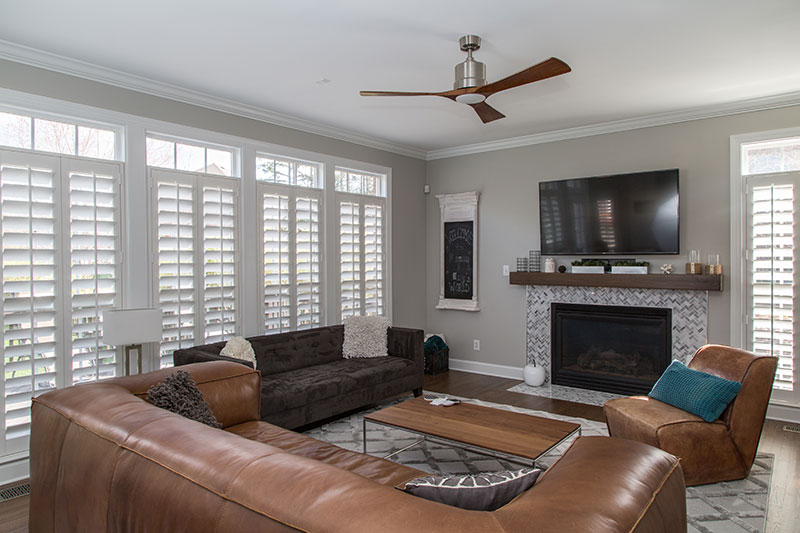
[0,482,29,501]
[783,424,800,434]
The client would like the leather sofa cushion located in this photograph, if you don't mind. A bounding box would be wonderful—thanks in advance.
[260,357,416,415]
[227,420,425,487]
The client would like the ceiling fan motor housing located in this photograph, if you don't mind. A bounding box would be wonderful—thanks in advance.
[454,35,486,90]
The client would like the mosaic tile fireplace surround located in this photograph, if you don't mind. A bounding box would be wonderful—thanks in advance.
[526,285,708,386]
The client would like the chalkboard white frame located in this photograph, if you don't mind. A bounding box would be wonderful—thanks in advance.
[436,191,479,311]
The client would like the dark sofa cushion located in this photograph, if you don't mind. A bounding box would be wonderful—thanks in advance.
[260,357,416,416]
[250,326,344,376]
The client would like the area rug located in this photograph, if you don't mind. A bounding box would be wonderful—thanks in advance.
[304,395,773,533]
[507,381,623,406]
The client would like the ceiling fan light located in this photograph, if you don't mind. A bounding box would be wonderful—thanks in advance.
[455,93,486,105]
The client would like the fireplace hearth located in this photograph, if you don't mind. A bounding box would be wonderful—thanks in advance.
[550,303,672,395]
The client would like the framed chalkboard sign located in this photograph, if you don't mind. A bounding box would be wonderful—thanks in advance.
[436,192,479,311]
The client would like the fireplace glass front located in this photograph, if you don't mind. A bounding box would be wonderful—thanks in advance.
[551,303,672,395]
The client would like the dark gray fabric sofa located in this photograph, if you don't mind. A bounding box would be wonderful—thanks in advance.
[173,325,424,429]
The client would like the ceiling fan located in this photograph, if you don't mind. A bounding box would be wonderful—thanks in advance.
[360,35,571,124]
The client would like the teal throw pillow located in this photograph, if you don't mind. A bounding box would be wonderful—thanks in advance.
[649,361,742,422]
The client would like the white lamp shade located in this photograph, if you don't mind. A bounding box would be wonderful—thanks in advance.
[102,308,162,346]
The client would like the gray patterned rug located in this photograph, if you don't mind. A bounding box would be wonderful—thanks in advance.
[304,395,773,533]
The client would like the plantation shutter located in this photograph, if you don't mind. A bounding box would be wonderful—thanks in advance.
[363,203,384,316]
[151,169,239,367]
[339,201,361,318]
[66,160,120,384]
[338,196,387,320]
[262,192,290,331]
[259,185,322,332]
[154,171,196,368]
[295,195,321,329]
[0,152,59,452]
[747,174,798,395]
[202,183,237,343]
[0,149,122,455]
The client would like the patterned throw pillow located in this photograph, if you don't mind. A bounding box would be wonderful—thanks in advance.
[342,315,390,358]
[649,360,742,422]
[402,468,541,511]
[146,370,222,428]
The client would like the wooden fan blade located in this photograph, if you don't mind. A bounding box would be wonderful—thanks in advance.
[475,57,571,97]
[360,90,441,97]
[469,101,506,123]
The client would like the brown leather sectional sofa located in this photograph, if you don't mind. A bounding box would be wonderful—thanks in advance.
[173,325,423,429]
[30,362,687,532]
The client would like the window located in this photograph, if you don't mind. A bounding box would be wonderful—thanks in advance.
[336,168,386,320]
[258,155,322,332]
[335,168,385,196]
[257,155,320,188]
[0,148,121,455]
[146,135,236,177]
[151,168,239,367]
[740,135,800,407]
[0,110,118,160]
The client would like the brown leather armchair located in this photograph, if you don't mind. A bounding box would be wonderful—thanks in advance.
[603,344,777,486]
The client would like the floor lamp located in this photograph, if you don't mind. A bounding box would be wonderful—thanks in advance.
[102,308,162,376]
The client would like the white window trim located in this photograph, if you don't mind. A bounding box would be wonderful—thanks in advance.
[730,126,800,420]
[730,126,800,349]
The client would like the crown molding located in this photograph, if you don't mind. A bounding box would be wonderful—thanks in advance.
[0,40,428,160]
[2,40,799,163]
[425,90,800,160]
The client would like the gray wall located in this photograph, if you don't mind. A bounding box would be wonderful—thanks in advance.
[426,105,800,370]
[0,59,427,329]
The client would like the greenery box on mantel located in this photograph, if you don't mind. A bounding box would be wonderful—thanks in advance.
[571,266,605,274]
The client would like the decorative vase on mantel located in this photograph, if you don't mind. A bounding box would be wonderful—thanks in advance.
[523,364,546,387]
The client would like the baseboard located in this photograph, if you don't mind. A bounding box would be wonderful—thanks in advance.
[767,402,800,424]
[447,358,524,380]
[0,455,29,487]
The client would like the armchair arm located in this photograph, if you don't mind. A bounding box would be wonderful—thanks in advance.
[388,327,424,371]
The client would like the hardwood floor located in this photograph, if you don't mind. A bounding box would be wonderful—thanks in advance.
[1,370,797,532]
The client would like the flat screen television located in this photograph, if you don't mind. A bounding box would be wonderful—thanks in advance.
[539,169,679,255]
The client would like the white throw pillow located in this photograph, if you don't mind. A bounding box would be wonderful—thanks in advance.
[343,316,390,359]
[220,336,257,369]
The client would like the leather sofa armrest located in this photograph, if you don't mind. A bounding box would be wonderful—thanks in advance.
[388,327,424,369]
[494,436,686,533]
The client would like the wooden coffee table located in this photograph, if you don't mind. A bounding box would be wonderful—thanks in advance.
[363,397,581,466]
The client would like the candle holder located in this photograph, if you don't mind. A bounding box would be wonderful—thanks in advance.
[685,250,703,275]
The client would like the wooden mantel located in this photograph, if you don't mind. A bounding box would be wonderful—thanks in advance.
[509,272,723,291]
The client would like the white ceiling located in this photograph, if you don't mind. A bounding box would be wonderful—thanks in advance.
[1,0,799,156]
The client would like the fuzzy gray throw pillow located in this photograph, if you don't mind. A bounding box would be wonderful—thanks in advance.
[146,370,221,428]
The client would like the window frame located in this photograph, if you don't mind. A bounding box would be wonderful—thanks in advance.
[731,127,800,414]
[0,105,125,162]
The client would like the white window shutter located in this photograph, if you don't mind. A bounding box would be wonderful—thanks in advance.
[154,172,196,368]
[0,152,59,451]
[339,201,361,318]
[262,193,290,331]
[152,169,239,366]
[66,161,121,384]
[202,183,237,343]
[363,203,384,316]
[295,195,321,329]
[749,181,795,392]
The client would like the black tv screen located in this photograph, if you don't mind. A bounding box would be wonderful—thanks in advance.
[539,169,679,255]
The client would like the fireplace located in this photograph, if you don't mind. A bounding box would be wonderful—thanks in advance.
[550,303,672,395]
